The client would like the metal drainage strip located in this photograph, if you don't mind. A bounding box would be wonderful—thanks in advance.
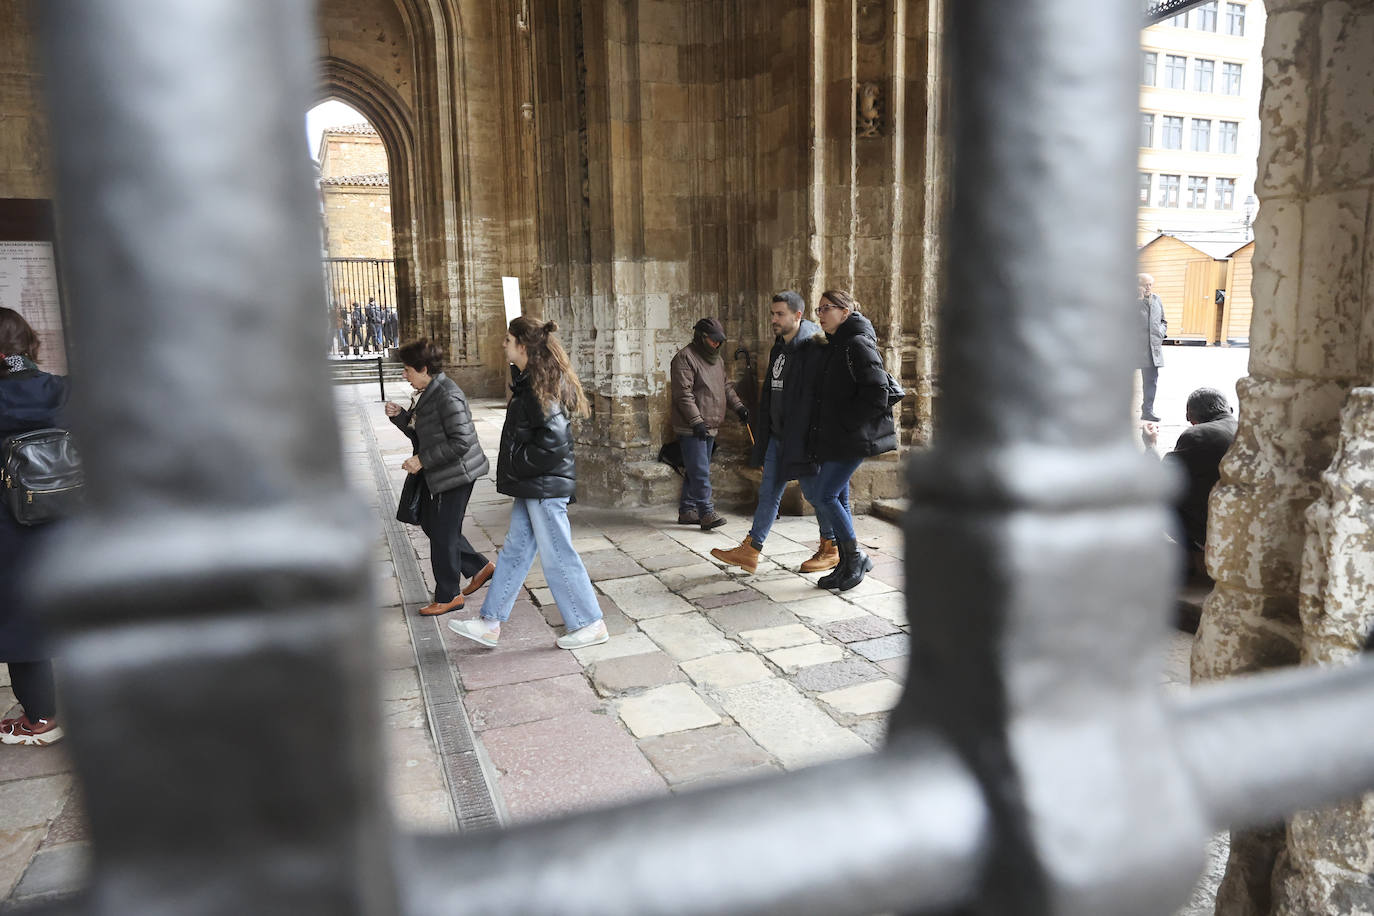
[355,395,504,832]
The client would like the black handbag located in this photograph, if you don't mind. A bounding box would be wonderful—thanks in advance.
[2,427,85,526]
[396,470,424,525]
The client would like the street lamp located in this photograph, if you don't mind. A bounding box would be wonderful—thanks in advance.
[1243,194,1258,240]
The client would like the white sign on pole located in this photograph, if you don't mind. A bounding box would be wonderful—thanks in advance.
[502,276,522,326]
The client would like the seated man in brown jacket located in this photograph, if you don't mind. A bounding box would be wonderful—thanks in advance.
[670,317,748,530]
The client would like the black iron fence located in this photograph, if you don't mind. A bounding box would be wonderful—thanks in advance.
[324,257,396,313]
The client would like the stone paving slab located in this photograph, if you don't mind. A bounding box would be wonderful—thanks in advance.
[596,574,696,620]
[792,658,887,693]
[637,725,778,788]
[787,594,870,623]
[850,633,911,662]
[617,683,722,738]
[765,643,847,672]
[713,678,872,769]
[823,614,901,643]
[817,679,903,717]
[679,652,773,689]
[637,613,736,661]
[588,651,687,696]
[569,631,659,665]
[703,599,798,636]
[464,674,602,731]
[480,710,668,822]
[739,623,820,652]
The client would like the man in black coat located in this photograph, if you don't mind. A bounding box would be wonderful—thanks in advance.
[349,301,366,354]
[1163,387,1237,560]
[710,291,845,575]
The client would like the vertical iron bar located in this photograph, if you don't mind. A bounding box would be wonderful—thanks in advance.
[39,2,398,914]
[378,355,386,401]
[891,0,1209,913]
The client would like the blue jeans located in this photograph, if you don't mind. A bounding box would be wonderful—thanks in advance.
[749,439,849,544]
[678,434,713,514]
[803,458,863,542]
[479,497,604,632]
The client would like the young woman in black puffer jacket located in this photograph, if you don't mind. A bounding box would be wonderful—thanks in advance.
[447,317,610,651]
[385,339,492,616]
[803,289,897,591]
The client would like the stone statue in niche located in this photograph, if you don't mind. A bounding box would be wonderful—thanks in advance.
[857,83,882,137]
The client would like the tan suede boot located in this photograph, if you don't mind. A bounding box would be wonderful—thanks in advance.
[710,537,761,573]
[799,538,839,573]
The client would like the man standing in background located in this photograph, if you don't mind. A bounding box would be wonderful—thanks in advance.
[1138,273,1167,422]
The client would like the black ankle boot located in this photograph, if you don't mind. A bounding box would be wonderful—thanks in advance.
[824,538,872,591]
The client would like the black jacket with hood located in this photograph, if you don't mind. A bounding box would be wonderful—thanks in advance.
[748,318,823,480]
[389,372,489,495]
[807,312,897,463]
[496,366,577,500]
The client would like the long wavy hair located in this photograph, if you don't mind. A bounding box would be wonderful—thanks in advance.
[0,307,40,378]
[509,316,590,418]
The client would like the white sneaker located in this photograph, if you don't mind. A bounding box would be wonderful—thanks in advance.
[556,620,609,650]
[448,617,500,648]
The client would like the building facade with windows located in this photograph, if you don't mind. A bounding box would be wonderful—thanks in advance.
[1138,0,1265,245]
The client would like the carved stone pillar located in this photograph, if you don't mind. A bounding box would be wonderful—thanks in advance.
[1192,2,1374,913]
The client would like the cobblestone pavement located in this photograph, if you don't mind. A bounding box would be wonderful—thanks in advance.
[3,372,1228,910]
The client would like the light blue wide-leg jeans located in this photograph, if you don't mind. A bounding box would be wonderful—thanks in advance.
[479,497,603,632]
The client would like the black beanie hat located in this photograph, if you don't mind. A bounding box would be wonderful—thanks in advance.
[694,317,726,343]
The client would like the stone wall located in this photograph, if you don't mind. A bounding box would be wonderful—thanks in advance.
[322,184,394,260]
[318,131,389,179]
[529,0,946,508]
[0,0,50,199]
[1193,2,1374,913]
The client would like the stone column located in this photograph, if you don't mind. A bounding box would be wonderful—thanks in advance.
[1191,2,1374,913]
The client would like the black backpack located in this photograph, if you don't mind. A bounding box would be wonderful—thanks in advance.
[2,428,85,526]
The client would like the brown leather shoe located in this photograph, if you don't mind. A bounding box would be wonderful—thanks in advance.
[419,595,465,616]
[799,538,840,573]
[710,537,760,573]
[461,561,496,597]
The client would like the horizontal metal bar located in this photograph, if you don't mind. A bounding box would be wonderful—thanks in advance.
[1144,0,1213,26]
[1171,659,1374,829]
[401,736,990,916]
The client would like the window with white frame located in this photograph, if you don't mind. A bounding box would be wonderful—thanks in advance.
[1140,172,1152,206]
[1170,11,1188,27]
[1195,1,1218,31]
[1192,119,1211,152]
[1194,59,1214,93]
[1161,116,1183,150]
[1142,51,1157,86]
[1164,55,1187,89]
[1140,113,1155,147]
[1226,2,1246,36]
[1215,178,1236,209]
[1187,176,1209,208]
[1159,175,1181,207]
[1219,120,1239,154]
[1222,62,1243,95]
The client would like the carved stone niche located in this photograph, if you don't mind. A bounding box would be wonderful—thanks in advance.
[857,82,882,138]
[857,2,887,44]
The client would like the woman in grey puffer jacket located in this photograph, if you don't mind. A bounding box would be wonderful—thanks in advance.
[385,339,493,616]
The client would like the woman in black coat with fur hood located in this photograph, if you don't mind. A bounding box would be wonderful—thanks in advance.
[803,290,897,591]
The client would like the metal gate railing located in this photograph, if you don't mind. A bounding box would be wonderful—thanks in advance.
[324,258,397,312]
[31,1,1374,915]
